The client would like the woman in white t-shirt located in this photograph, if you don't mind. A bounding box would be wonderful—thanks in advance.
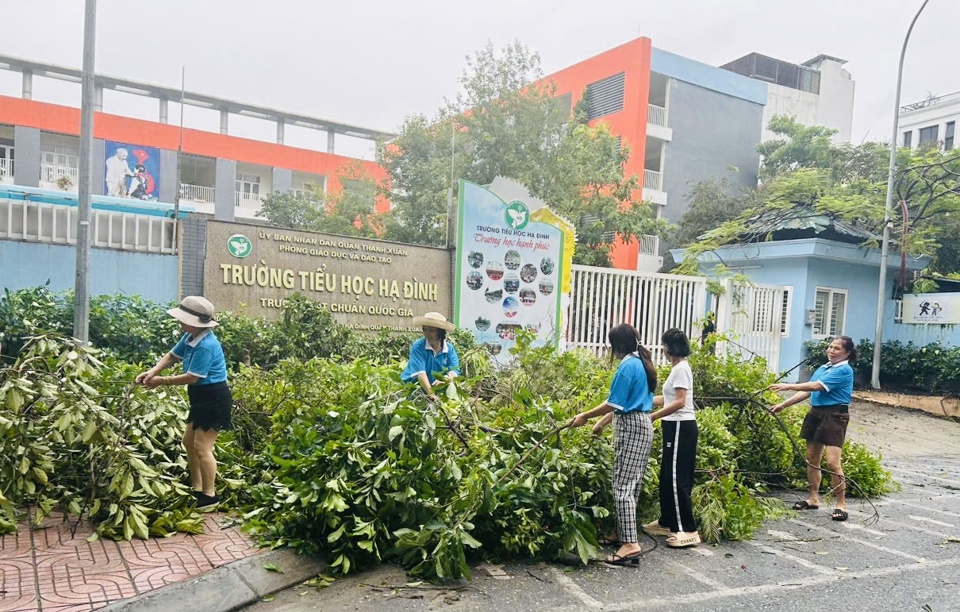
[641,328,701,548]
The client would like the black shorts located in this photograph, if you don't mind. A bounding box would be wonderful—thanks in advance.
[186,382,233,431]
[800,406,849,447]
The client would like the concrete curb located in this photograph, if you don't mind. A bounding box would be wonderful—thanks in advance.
[855,390,960,419]
[101,549,326,612]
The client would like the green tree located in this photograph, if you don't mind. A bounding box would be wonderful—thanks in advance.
[256,164,382,238]
[379,41,660,265]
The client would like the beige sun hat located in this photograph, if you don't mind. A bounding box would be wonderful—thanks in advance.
[167,296,219,328]
[411,312,455,332]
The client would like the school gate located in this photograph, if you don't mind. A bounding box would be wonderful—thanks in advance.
[566,265,785,372]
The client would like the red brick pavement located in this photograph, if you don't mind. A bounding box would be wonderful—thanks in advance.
[0,509,262,612]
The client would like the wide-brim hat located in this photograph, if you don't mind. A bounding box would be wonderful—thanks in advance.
[412,312,455,332]
[167,296,218,328]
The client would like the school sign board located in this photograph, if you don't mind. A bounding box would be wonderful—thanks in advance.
[204,220,451,331]
[455,180,565,364]
[901,293,960,324]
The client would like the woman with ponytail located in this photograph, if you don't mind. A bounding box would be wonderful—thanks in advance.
[570,323,657,566]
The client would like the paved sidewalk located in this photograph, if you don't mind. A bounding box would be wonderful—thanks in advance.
[0,507,318,612]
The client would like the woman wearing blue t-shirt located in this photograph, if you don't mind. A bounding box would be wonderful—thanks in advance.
[770,336,856,522]
[136,296,232,510]
[401,312,460,402]
[570,323,657,566]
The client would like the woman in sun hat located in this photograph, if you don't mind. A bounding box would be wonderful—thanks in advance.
[401,312,460,402]
[135,296,231,511]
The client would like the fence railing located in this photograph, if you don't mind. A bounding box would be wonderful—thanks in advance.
[567,264,707,362]
[235,191,263,207]
[0,158,13,179]
[180,183,216,203]
[648,103,668,127]
[644,169,663,192]
[40,163,79,187]
[0,197,177,254]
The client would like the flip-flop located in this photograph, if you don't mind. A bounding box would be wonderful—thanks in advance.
[604,551,642,566]
[793,500,819,510]
[832,509,848,522]
[598,535,620,546]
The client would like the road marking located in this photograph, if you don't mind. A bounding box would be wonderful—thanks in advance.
[841,523,886,537]
[547,566,602,610]
[908,514,955,528]
[789,518,924,561]
[477,564,511,580]
[744,540,834,575]
[887,466,960,486]
[766,530,799,541]
[881,499,960,518]
[594,555,960,611]
[663,558,727,590]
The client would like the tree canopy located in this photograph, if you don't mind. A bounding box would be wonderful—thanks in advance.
[676,115,960,278]
[379,41,662,265]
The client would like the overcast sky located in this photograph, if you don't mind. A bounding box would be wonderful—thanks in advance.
[2,0,958,159]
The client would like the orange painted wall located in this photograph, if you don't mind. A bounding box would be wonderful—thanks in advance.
[540,37,653,270]
[0,95,389,212]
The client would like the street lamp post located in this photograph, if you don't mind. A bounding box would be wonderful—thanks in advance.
[73,0,97,342]
[871,0,932,389]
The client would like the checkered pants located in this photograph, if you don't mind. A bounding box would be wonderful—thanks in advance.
[612,410,654,543]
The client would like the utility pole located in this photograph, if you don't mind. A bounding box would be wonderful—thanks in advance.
[73,0,97,342]
[871,0,932,389]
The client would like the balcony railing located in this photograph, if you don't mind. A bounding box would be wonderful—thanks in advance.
[235,191,263,207]
[40,163,79,188]
[639,234,660,256]
[0,158,13,180]
[647,104,668,127]
[180,183,216,203]
[643,169,663,192]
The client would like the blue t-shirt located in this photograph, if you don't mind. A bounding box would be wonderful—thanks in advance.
[401,337,460,384]
[171,330,227,386]
[606,353,654,414]
[810,360,854,406]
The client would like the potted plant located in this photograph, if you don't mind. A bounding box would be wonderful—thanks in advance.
[56,175,74,190]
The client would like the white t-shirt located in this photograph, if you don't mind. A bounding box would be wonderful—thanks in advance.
[661,360,695,421]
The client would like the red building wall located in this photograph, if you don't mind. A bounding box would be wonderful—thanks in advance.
[541,37,653,270]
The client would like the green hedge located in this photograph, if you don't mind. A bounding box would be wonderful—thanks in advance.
[805,337,960,393]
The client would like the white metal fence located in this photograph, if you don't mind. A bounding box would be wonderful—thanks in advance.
[567,264,707,363]
[714,279,786,373]
[0,197,177,254]
[0,158,13,180]
[180,183,216,203]
[639,234,659,255]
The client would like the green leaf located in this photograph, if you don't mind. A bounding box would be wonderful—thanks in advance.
[388,425,403,441]
[262,562,284,573]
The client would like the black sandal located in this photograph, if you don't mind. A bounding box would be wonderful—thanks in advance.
[598,535,620,546]
[792,500,819,510]
[604,551,642,566]
[832,508,848,522]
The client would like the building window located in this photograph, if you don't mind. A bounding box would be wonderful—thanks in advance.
[918,125,939,146]
[903,131,912,148]
[813,287,847,338]
[946,121,955,151]
[584,72,625,121]
[780,287,792,337]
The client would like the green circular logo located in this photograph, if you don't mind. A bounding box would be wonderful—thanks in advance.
[505,201,529,230]
[227,234,252,258]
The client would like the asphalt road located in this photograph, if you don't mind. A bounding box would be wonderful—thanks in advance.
[241,402,960,611]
